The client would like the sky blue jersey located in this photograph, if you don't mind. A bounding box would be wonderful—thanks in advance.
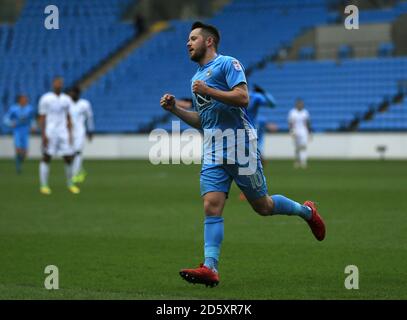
[191,54,256,137]
[3,104,35,130]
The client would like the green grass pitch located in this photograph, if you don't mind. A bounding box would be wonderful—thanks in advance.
[0,159,406,299]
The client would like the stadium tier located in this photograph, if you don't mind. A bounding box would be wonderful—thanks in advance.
[86,0,331,132]
[358,1,407,23]
[1,0,407,133]
[248,57,407,132]
[359,100,407,131]
[0,0,135,127]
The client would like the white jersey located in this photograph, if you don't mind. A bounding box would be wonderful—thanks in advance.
[288,108,310,136]
[38,92,72,136]
[70,98,94,137]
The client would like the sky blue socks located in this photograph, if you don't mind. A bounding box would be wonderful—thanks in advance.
[203,216,224,272]
[15,154,23,174]
[271,194,312,220]
[202,197,310,273]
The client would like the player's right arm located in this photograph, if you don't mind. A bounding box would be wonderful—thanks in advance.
[160,94,201,129]
[38,114,47,148]
[3,107,16,128]
[38,95,48,148]
[288,110,295,137]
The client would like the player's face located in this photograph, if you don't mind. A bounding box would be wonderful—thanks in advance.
[69,90,79,101]
[53,78,64,93]
[187,29,206,62]
[18,96,28,107]
[296,101,304,110]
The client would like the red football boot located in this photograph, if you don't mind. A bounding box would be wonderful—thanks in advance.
[303,201,326,241]
[179,263,220,287]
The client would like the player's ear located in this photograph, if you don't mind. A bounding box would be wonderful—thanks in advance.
[206,36,214,48]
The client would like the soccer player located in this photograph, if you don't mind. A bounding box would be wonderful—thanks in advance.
[3,95,35,173]
[160,21,325,287]
[288,99,312,169]
[68,86,94,184]
[38,77,79,195]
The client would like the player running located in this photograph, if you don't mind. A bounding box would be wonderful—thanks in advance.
[3,94,35,174]
[288,98,312,169]
[38,77,79,195]
[160,22,325,287]
[68,86,94,184]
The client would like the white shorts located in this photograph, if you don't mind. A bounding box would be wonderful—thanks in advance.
[73,134,85,153]
[294,134,308,148]
[44,133,74,157]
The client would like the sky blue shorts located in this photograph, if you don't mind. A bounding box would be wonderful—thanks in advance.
[13,128,30,150]
[200,160,269,200]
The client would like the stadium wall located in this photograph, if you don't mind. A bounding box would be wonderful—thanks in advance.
[316,23,391,58]
[1,133,407,160]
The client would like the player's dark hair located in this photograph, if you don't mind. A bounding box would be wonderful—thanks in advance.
[191,21,220,50]
[16,94,24,102]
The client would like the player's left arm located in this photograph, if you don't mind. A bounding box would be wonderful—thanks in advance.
[306,111,312,133]
[254,85,277,108]
[192,81,249,108]
[67,112,73,145]
[86,102,95,141]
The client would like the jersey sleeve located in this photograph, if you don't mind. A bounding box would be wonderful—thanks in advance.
[223,57,247,89]
[288,110,293,123]
[38,96,48,115]
[251,92,263,105]
[3,107,15,127]
[85,101,95,132]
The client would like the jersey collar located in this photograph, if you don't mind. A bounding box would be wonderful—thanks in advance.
[199,54,221,71]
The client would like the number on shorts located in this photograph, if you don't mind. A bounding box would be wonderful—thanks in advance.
[249,170,263,189]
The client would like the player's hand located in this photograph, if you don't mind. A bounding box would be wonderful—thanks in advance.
[160,94,176,111]
[192,80,209,95]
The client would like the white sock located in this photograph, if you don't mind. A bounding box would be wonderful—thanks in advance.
[295,148,300,165]
[299,149,307,167]
[65,164,73,186]
[72,154,82,177]
[40,161,50,187]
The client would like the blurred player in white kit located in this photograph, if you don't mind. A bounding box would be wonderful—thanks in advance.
[38,77,80,194]
[68,86,94,184]
[288,98,312,169]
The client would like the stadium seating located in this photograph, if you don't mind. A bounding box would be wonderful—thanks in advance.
[85,0,331,132]
[359,100,407,131]
[248,57,407,132]
[1,0,407,134]
[85,0,407,133]
[358,1,407,23]
[0,0,135,131]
